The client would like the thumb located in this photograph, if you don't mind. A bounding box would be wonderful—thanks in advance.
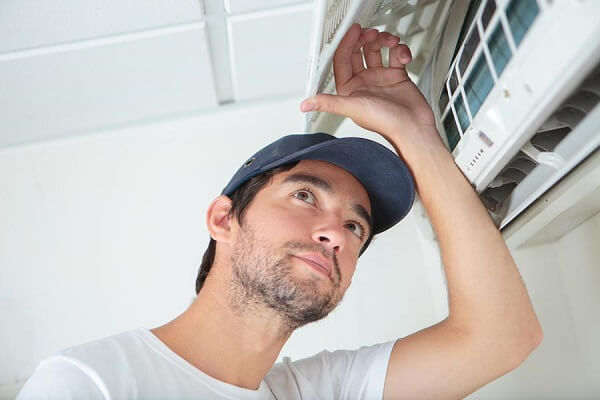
[299,94,355,118]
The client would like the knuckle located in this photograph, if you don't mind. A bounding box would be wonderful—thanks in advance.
[323,102,336,114]
[317,97,336,114]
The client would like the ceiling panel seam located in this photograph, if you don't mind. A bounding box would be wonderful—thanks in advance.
[0,21,205,62]
[202,0,235,104]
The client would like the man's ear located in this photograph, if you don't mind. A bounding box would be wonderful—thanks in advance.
[206,195,235,243]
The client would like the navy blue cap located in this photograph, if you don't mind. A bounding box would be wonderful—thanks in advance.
[222,133,415,235]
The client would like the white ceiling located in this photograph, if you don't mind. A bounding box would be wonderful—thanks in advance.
[0,0,314,147]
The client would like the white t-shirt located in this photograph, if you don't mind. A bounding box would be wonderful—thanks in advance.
[18,328,395,400]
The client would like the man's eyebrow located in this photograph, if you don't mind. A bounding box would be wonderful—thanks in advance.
[282,173,373,235]
[282,173,334,194]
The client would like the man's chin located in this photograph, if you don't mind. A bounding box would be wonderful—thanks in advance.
[283,281,341,322]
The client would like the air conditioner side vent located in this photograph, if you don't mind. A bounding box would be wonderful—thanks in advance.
[481,151,537,213]
[481,62,600,226]
[530,66,600,152]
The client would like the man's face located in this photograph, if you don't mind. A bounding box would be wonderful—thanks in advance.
[229,160,372,330]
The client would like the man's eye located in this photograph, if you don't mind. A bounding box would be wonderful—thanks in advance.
[292,189,316,205]
[345,222,365,239]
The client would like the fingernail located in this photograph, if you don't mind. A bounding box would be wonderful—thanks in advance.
[300,102,315,112]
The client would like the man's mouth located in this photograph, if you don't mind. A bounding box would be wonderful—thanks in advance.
[292,253,333,277]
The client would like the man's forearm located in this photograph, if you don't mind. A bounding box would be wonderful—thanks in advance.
[390,128,543,357]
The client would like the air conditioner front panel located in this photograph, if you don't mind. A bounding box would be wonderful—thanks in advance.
[437,0,600,191]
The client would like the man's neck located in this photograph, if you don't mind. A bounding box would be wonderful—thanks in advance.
[151,278,291,390]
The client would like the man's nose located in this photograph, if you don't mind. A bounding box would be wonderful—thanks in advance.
[312,217,346,254]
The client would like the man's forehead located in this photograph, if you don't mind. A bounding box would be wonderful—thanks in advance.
[288,159,350,175]
[280,160,359,184]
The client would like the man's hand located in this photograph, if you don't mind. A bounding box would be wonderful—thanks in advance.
[300,23,443,158]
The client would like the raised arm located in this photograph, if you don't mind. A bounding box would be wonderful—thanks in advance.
[300,23,542,399]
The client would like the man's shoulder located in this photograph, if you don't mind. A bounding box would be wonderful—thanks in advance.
[60,328,171,394]
[17,355,108,400]
[17,329,149,400]
[265,341,396,399]
[270,340,396,374]
[59,328,151,365]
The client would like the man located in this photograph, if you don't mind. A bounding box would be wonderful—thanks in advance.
[18,24,542,399]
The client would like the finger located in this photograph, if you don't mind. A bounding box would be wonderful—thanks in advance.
[363,31,398,68]
[299,93,357,118]
[333,23,363,88]
[362,29,386,68]
[389,43,412,69]
[350,28,380,73]
[300,98,314,112]
[350,28,370,74]
[350,50,364,74]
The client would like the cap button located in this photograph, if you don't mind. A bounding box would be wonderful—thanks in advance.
[243,157,256,168]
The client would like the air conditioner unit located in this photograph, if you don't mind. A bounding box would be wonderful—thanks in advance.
[305,0,600,243]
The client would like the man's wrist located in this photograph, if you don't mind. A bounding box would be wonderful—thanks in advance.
[382,124,449,165]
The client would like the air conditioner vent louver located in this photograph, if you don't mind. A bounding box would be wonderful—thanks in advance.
[529,69,600,152]
[530,128,569,153]
[481,151,537,212]
[481,62,600,225]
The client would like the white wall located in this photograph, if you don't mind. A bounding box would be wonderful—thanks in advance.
[468,210,600,399]
[0,97,445,397]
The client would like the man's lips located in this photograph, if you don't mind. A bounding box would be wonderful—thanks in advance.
[293,253,333,277]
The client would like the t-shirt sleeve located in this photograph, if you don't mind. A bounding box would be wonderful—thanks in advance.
[17,356,107,400]
[268,340,396,400]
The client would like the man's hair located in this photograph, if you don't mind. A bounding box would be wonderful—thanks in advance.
[195,161,375,294]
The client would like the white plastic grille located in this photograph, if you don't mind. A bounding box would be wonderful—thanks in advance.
[439,0,541,152]
[305,0,450,132]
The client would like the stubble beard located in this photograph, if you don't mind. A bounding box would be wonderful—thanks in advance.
[230,222,344,332]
